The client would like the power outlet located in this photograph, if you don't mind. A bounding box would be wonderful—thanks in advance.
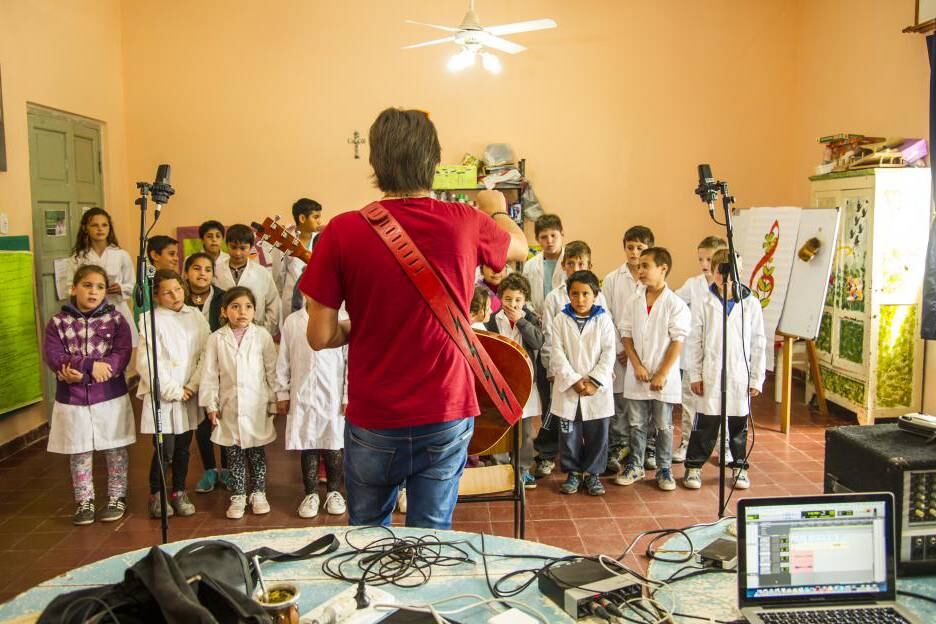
[0,213,8,235]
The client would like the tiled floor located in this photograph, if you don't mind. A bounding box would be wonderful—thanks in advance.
[0,376,851,603]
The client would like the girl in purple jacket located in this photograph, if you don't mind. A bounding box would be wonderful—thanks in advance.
[44,265,135,526]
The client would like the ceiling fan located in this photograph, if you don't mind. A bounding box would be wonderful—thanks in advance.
[402,0,557,74]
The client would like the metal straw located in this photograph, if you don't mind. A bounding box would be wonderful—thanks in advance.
[252,555,268,601]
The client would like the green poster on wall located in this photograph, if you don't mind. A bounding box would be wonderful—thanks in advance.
[0,251,43,414]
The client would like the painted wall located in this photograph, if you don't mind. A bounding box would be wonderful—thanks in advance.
[1,1,931,446]
[120,0,799,285]
[789,0,936,412]
[0,0,130,444]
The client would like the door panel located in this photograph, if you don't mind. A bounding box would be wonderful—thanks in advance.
[28,109,105,411]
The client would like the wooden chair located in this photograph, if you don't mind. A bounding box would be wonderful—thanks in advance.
[457,420,526,539]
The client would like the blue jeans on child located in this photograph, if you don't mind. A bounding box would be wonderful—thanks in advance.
[558,405,610,475]
[343,418,473,529]
[626,399,674,470]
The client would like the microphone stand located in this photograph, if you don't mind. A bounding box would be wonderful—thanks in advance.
[134,181,169,544]
[712,181,741,519]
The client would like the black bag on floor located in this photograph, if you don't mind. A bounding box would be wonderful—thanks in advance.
[38,534,340,623]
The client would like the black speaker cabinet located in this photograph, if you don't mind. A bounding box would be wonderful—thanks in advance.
[824,424,936,576]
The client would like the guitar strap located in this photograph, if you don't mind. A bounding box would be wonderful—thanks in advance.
[360,201,522,427]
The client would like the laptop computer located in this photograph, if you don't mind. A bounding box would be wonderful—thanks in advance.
[737,492,920,624]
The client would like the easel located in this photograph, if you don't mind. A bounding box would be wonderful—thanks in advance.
[778,333,829,434]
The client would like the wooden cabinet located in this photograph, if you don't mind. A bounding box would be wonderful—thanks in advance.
[806,168,931,424]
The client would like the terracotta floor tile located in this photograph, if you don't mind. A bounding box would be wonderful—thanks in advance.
[527,503,571,520]
[535,535,585,553]
[530,519,578,537]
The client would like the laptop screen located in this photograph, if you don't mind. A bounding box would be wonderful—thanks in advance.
[737,493,896,607]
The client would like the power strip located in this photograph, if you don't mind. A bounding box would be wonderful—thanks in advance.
[300,585,396,624]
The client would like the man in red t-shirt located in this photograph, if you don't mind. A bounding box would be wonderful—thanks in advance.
[299,108,528,528]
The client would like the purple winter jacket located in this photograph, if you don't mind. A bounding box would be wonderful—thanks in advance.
[43,301,132,406]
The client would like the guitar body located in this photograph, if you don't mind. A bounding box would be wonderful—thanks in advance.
[470,331,533,455]
[251,217,533,456]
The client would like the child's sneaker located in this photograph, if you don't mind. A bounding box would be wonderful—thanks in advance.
[73,499,95,526]
[324,491,346,515]
[170,491,196,517]
[683,468,702,489]
[644,447,657,470]
[396,488,407,514]
[100,496,127,522]
[297,493,320,518]
[583,474,605,496]
[227,494,247,519]
[534,458,555,478]
[656,468,676,491]
[149,493,175,519]
[249,491,271,515]
[195,469,218,493]
[604,449,622,475]
[672,440,688,464]
[521,468,537,489]
[219,469,233,490]
[614,462,644,486]
[560,472,582,494]
[733,468,751,489]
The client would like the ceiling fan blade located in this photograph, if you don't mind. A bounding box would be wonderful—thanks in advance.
[402,36,457,50]
[484,18,557,37]
[482,34,526,54]
[404,20,461,33]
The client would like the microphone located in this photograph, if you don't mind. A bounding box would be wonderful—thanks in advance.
[151,164,175,218]
[695,163,718,216]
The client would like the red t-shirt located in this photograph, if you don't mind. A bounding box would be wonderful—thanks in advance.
[299,198,511,429]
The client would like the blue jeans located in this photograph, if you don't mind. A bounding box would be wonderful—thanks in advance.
[558,407,610,475]
[626,399,674,471]
[343,418,473,529]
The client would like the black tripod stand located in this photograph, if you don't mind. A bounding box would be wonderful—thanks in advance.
[133,165,174,544]
[695,164,743,519]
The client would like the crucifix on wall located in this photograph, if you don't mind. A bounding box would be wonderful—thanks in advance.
[347,131,365,159]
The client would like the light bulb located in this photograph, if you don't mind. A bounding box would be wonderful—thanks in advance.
[481,52,502,74]
[447,49,476,72]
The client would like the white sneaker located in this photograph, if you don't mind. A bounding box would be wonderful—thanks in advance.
[672,440,688,464]
[683,468,702,489]
[324,491,346,515]
[396,488,407,514]
[733,468,750,489]
[226,495,247,519]
[249,491,271,515]
[297,493,320,518]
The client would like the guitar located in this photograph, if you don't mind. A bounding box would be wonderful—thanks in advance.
[253,217,533,455]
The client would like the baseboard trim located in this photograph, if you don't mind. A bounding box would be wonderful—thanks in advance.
[0,422,49,462]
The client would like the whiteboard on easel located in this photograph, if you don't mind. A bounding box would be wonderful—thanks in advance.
[777,208,840,340]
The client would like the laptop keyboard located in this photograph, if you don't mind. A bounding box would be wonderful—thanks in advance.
[759,607,910,624]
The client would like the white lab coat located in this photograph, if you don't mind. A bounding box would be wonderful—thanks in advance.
[620,287,691,404]
[603,265,643,392]
[275,308,346,450]
[675,273,710,373]
[541,284,609,372]
[199,324,278,448]
[137,305,210,434]
[213,257,281,336]
[687,288,767,416]
[48,396,136,454]
[492,310,542,418]
[548,308,616,421]
[269,232,314,324]
[69,246,138,346]
[522,249,565,315]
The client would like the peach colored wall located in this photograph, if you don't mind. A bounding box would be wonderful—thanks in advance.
[790,0,936,413]
[119,0,799,286]
[0,0,129,445]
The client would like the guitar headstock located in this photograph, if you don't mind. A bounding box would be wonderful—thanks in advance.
[251,217,311,264]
